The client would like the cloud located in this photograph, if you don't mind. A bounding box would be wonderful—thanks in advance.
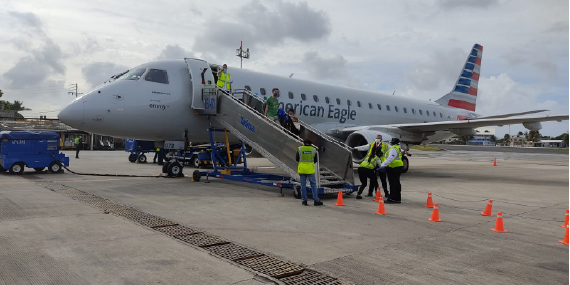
[405,48,466,91]
[301,51,362,88]
[438,0,499,10]
[193,0,331,57]
[546,21,569,34]
[3,39,66,89]
[156,44,194,60]
[8,11,44,32]
[81,62,129,88]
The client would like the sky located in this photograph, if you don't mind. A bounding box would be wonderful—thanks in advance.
[0,0,568,138]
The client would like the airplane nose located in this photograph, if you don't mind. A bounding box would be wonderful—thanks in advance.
[58,100,84,129]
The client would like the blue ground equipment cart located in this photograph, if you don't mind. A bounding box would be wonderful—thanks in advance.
[0,131,69,174]
[125,139,156,163]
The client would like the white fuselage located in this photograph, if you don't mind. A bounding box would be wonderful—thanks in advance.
[58,59,475,144]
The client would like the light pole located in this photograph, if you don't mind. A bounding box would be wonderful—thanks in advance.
[236,41,250,68]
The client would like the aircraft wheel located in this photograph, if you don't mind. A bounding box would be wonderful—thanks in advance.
[9,162,25,175]
[138,154,147,163]
[167,162,183,177]
[128,154,137,163]
[162,162,171,174]
[402,156,409,173]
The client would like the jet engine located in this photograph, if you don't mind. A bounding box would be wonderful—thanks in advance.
[523,122,542,131]
[345,130,393,163]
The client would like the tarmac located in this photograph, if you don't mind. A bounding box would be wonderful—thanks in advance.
[0,148,568,285]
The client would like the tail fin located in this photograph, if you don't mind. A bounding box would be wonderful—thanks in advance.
[435,44,483,112]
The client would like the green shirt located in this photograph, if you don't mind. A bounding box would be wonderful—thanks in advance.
[266,96,279,117]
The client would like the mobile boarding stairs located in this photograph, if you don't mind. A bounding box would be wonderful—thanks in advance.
[188,89,356,196]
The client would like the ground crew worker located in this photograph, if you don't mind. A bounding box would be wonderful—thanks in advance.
[380,138,404,204]
[153,147,160,163]
[216,64,231,91]
[356,147,382,199]
[355,135,390,197]
[74,136,83,159]
[295,139,323,206]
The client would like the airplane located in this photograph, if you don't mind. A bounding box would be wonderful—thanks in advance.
[58,43,568,172]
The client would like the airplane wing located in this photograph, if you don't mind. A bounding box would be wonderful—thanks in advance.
[343,114,569,133]
[473,110,548,119]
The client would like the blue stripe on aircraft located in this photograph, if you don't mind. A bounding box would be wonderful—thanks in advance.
[454,85,470,93]
[474,44,480,49]
[458,78,472,86]
[464,63,475,71]
[467,56,477,64]
[461,70,473,79]
[470,49,478,56]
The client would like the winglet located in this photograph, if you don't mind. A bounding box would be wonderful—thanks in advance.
[435,44,483,112]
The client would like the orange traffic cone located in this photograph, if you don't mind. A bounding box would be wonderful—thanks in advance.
[493,157,497,166]
[560,209,569,228]
[559,224,569,245]
[374,197,387,215]
[425,192,434,208]
[491,212,508,233]
[429,203,441,222]
[373,188,382,201]
[481,199,493,216]
[334,191,345,206]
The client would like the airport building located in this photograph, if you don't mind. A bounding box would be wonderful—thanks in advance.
[468,127,496,146]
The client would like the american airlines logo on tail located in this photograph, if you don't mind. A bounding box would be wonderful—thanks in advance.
[435,44,483,112]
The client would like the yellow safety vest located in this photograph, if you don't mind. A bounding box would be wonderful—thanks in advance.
[74,137,80,145]
[368,142,389,162]
[359,155,380,169]
[217,71,231,89]
[384,145,403,168]
[297,146,316,174]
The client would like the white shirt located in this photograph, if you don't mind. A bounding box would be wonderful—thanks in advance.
[381,145,400,167]
[355,142,381,151]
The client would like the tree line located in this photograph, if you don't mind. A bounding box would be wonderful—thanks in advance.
[0,89,31,119]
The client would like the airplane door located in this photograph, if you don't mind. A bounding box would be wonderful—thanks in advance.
[184,58,215,109]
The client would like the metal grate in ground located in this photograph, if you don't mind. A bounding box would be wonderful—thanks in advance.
[175,233,229,247]
[280,269,343,285]
[236,255,305,279]
[204,243,264,261]
[153,225,200,236]
[124,213,178,228]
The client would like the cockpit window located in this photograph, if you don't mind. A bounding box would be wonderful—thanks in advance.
[120,68,147,81]
[144,69,169,84]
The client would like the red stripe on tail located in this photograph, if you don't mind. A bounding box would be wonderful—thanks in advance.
[468,87,478,96]
[448,99,476,111]
[475,57,482,65]
[472,72,480,81]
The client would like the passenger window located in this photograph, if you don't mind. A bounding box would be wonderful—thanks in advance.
[419,110,423,115]
[347,100,352,106]
[336,98,341,105]
[288,92,294,99]
[395,106,399,112]
[357,101,362,107]
[121,67,147,81]
[440,112,443,118]
[325,97,330,104]
[260,88,266,95]
[301,93,306,101]
[144,69,169,84]
[313,95,319,102]
[426,111,430,116]
[411,109,415,114]
[377,104,382,110]
[386,105,391,111]
[245,85,251,91]
[403,108,407,113]
[368,103,373,109]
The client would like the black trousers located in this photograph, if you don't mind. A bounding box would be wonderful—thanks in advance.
[386,166,403,201]
[378,171,388,195]
[75,143,81,158]
[357,167,378,196]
